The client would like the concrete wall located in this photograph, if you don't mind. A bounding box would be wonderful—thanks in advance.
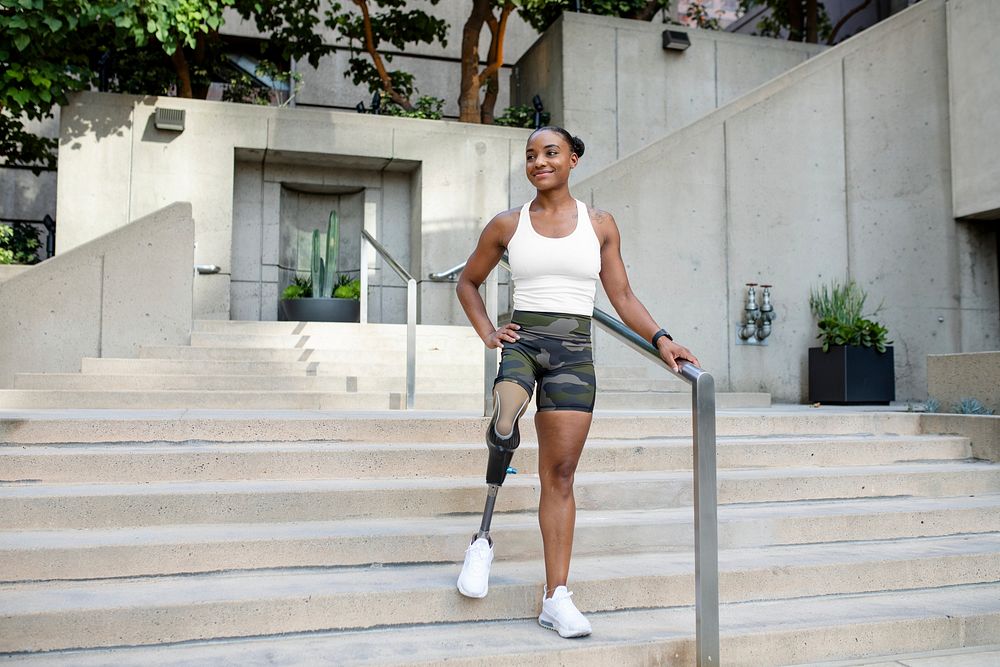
[512,12,825,180]
[57,91,532,322]
[927,352,1000,415]
[0,203,194,389]
[573,0,999,402]
[947,0,1000,220]
[0,265,31,284]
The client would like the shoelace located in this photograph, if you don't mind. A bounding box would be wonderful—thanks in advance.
[466,543,491,562]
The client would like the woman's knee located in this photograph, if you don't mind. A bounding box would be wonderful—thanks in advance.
[541,459,578,493]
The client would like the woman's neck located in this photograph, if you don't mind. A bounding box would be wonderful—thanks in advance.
[532,188,575,211]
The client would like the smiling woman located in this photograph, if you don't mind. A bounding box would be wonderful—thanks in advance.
[453,126,700,638]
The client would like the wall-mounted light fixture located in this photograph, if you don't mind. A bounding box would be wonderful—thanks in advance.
[662,29,692,52]
[154,108,185,132]
[737,283,777,345]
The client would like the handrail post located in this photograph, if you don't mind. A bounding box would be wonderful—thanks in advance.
[405,277,417,410]
[359,237,369,324]
[483,267,498,417]
[692,372,720,665]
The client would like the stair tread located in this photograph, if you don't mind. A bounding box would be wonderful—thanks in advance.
[3,532,999,612]
[3,494,1000,550]
[2,460,996,497]
[13,583,999,666]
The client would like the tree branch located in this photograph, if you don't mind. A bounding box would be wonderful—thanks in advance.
[478,2,512,83]
[170,46,194,98]
[827,0,874,45]
[352,0,411,109]
[624,0,664,22]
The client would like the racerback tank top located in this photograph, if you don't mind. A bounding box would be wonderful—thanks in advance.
[507,199,602,317]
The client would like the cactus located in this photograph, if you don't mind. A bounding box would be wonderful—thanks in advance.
[308,211,340,298]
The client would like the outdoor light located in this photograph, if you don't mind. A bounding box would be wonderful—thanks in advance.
[154,107,185,132]
[662,29,692,51]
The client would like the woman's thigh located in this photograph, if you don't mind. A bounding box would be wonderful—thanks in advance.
[535,410,593,478]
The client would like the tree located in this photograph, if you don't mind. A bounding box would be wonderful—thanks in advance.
[737,0,833,43]
[326,0,448,112]
[1,0,330,169]
[516,0,669,32]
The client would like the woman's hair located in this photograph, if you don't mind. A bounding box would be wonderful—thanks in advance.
[529,126,586,159]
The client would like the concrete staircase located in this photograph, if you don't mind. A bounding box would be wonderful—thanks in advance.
[1,410,998,664]
[0,320,771,411]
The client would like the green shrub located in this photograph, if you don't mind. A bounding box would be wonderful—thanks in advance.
[809,280,892,353]
[952,397,995,415]
[333,274,361,300]
[494,105,550,128]
[281,274,312,300]
[0,224,41,265]
[383,96,444,120]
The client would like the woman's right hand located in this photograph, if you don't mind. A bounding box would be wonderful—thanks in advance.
[485,323,521,349]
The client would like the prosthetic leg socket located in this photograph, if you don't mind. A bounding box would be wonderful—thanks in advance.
[475,382,530,541]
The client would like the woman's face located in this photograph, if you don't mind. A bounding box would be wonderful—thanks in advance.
[525,130,577,191]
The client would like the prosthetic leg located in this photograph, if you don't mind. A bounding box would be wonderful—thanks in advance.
[475,381,531,543]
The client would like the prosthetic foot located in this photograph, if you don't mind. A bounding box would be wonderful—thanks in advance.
[476,381,531,543]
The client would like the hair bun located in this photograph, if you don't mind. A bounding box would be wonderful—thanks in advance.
[571,136,586,158]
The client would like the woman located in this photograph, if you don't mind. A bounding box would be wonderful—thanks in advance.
[455,126,699,638]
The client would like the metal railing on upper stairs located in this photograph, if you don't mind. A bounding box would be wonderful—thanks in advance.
[361,229,416,409]
[429,256,721,665]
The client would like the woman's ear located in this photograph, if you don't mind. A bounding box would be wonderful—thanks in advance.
[570,153,578,169]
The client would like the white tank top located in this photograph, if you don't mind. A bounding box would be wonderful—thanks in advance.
[507,199,602,317]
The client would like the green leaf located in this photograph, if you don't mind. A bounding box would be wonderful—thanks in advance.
[13,34,31,52]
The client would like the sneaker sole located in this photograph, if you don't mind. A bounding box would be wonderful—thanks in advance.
[538,615,592,638]
[457,582,488,599]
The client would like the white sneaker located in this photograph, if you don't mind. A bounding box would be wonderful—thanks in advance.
[538,585,592,638]
[457,537,494,598]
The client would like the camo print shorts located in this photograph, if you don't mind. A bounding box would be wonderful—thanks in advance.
[495,310,596,413]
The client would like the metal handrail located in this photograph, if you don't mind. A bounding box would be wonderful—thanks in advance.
[471,254,718,665]
[427,261,467,281]
[361,229,416,409]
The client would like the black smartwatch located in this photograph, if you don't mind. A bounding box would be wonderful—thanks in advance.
[651,328,673,347]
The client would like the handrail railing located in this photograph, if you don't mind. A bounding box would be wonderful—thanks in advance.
[361,229,416,410]
[590,305,720,666]
[427,261,467,281]
[442,254,719,665]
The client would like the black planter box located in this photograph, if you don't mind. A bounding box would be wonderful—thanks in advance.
[278,298,360,323]
[808,345,895,405]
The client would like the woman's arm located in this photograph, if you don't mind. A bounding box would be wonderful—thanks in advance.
[456,212,521,349]
[595,209,700,372]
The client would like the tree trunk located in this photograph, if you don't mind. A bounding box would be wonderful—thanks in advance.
[459,0,491,123]
[787,0,804,42]
[170,47,194,98]
[481,73,499,124]
[624,1,665,21]
[805,0,819,43]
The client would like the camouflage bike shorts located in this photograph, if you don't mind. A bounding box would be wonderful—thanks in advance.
[495,310,596,413]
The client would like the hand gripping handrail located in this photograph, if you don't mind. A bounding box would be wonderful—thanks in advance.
[361,229,416,410]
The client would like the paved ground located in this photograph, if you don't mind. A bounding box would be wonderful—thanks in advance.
[795,644,1000,666]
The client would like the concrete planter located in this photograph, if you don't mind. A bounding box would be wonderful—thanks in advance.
[278,298,360,323]
[808,345,895,405]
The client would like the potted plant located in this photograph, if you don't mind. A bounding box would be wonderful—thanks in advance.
[807,280,894,405]
[278,211,361,322]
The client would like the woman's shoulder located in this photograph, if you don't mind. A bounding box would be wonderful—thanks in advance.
[584,205,616,226]
[487,206,521,231]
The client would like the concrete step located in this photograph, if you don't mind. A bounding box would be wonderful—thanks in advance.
[0,412,927,445]
[193,320,481,338]
[598,375,689,391]
[138,345,477,363]
[2,533,998,653]
[3,495,999,582]
[3,461,997,529]
[0,435,972,483]
[0,389,481,411]
[13,373,480,393]
[13,583,998,666]
[79,357,483,379]
[189,331,484,352]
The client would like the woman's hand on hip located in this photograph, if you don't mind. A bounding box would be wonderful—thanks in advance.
[485,323,521,349]
[657,338,700,372]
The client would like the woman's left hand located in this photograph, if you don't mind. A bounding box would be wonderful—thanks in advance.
[656,338,700,373]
